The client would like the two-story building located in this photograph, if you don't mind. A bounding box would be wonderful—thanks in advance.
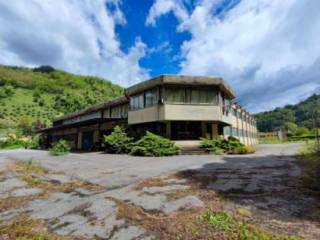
[40,75,258,150]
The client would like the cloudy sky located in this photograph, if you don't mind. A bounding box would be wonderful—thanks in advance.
[0,0,319,113]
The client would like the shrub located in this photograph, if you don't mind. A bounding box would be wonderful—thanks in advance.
[130,131,180,156]
[0,139,24,149]
[49,139,70,156]
[104,126,133,154]
[229,145,255,154]
[200,136,254,155]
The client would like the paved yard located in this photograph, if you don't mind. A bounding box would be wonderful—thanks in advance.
[0,143,319,239]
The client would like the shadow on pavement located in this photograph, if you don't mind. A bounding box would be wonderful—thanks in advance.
[176,153,320,225]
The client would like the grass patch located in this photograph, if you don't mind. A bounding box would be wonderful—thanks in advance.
[0,214,72,240]
[200,210,300,240]
[297,143,320,193]
[15,160,47,175]
[133,177,168,191]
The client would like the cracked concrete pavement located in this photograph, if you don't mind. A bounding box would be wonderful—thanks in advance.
[1,143,317,239]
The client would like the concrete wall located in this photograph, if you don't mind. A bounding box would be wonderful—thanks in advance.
[128,104,226,124]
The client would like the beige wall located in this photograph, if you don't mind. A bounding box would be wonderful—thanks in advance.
[128,105,164,124]
[128,104,228,124]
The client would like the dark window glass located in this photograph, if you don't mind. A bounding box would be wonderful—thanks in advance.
[130,93,144,110]
[145,88,158,107]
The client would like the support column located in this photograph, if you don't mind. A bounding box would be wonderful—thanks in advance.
[77,132,82,150]
[93,129,99,144]
[201,122,206,138]
[165,121,171,139]
[212,123,219,139]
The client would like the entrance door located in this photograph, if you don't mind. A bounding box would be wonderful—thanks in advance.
[171,121,202,140]
[81,131,93,151]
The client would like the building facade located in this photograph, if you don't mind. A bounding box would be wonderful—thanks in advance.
[41,75,258,150]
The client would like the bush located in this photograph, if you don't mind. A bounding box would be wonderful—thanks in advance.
[130,131,180,156]
[104,126,133,154]
[298,143,320,192]
[49,139,70,156]
[0,139,24,149]
[229,145,255,154]
[200,136,255,155]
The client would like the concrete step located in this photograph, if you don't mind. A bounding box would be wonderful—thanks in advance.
[180,147,208,155]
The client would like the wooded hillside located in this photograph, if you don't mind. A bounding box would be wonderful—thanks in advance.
[254,94,320,132]
[0,65,123,136]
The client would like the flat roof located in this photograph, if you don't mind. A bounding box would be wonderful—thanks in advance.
[53,75,236,123]
[54,96,128,122]
[125,75,236,99]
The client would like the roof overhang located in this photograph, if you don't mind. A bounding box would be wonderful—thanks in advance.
[54,96,128,122]
[39,118,125,133]
[125,75,236,99]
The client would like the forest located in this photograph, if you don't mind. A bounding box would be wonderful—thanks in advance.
[0,65,123,137]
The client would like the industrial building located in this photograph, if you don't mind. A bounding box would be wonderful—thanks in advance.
[41,75,258,150]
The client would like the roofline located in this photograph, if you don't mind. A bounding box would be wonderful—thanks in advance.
[54,96,128,122]
[125,75,236,99]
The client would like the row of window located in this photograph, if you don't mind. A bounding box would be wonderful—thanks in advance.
[229,108,256,126]
[130,86,220,110]
[223,127,258,138]
[110,104,128,118]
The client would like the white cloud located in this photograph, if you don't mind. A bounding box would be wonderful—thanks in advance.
[146,0,188,28]
[0,0,149,87]
[147,0,320,112]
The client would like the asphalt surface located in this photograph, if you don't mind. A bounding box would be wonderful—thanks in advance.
[0,143,302,189]
[2,143,319,239]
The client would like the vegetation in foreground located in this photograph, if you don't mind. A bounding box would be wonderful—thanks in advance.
[130,131,180,156]
[200,136,255,155]
[200,210,299,240]
[298,142,320,193]
[0,134,39,150]
[49,139,71,156]
[104,126,180,156]
[104,126,133,154]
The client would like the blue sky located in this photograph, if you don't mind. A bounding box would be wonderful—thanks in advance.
[0,0,319,113]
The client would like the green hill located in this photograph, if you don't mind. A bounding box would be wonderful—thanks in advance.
[254,94,320,132]
[0,65,123,136]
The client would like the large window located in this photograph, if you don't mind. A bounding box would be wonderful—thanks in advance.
[145,88,158,107]
[130,93,144,110]
[165,87,185,103]
[164,86,218,104]
[111,104,128,118]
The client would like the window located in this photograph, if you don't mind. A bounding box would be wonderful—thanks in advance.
[145,88,158,107]
[111,104,128,118]
[223,126,231,135]
[165,87,185,103]
[164,86,218,104]
[130,93,144,110]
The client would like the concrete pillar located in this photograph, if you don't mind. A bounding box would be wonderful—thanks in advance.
[212,123,219,139]
[77,132,82,150]
[165,121,171,139]
[201,122,206,138]
[93,130,99,144]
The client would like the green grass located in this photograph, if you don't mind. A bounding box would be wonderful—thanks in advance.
[0,143,23,150]
[16,160,46,175]
[297,142,320,192]
[200,210,300,240]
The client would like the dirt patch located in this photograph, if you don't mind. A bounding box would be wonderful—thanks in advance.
[133,177,170,191]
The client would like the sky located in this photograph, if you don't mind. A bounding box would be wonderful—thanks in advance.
[0,0,319,113]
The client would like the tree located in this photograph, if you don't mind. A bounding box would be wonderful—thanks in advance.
[17,116,35,136]
[295,127,310,136]
[284,122,298,134]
